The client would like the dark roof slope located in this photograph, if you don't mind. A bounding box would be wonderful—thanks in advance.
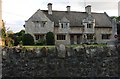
[92,13,112,27]
[27,9,112,27]
[42,10,112,27]
[42,10,87,27]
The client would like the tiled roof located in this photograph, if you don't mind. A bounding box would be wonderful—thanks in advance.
[43,10,112,27]
[27,9,112,28]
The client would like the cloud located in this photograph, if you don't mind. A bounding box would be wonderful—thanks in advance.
[89,2,117,10]
[5,20,25,33]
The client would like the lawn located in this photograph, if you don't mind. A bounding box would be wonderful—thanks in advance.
[23,44,107,49]
[23,45,55,49]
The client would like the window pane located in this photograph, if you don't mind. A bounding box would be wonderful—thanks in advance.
[57,35,66,40]
[102,34,110,39]
[34,34,44,40]
[60,23,69,28]
[61,24,63,28]
[87,24,92,28]
[87,34,93,39]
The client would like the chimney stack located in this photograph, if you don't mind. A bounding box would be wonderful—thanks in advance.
[48,3,52,15]
[85,5,91,14]
[66,6,71,12]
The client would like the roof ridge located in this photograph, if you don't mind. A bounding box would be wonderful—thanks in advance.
[42,10,104,14]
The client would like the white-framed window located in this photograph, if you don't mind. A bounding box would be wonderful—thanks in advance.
[87,24,93,28]
[34,34,44,40]
[60,22,69,28]
[57,34,66,40]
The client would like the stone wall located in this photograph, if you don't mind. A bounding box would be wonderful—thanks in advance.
[2,45,120,78]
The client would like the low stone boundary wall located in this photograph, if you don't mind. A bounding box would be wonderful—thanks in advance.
[2,45,120,77]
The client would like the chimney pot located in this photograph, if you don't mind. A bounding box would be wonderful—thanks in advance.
[66,6,71,12]
[85,5,91,14]
[48,3,52,14]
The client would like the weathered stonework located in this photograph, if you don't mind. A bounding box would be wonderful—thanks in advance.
[25,3,115,45]
[2,46,119,78]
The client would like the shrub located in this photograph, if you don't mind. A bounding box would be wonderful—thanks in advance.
[5,37,14,46]
[46,32,55,45]
[36,37,46,45]
[22,33,34,45]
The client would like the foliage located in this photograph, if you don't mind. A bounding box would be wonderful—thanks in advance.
[12,30,25,46]
[1,28,6,39]
[5,37,14,46]
[46,32,55,45]
[1,22,6,44]
[110,16,120,22]
[15,30,25,36]
[22,33,34,45]
[36,37,46,45]
[1,21,6,46]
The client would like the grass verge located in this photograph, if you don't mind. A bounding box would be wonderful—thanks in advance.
[23,44,106,49]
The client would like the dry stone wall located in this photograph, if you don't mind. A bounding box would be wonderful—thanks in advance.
[2,45,120,78]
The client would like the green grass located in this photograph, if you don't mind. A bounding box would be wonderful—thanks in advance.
[67,44,106,47]
[23,45,55,49]
[23,44,106,49]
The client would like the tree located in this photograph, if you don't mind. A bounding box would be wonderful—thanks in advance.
[110,16,120,22]
[15,30,25,36]
[12,30,25,46]
[5,30,15,46]
[1,21,6,46]
[46,32,55,45]
[22,33,34,45]
[5,37,14,47]
[1,28,6,39]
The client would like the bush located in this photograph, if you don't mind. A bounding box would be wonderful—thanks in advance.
[36,37,46,45]
[46,32,55,45]
[5,37,14,47]
[22,33,34,45]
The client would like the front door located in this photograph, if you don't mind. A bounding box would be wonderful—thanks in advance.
[70,35,74,45]
[77,35,80,44]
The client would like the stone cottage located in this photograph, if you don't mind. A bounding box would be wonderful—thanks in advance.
[24,3,113,45]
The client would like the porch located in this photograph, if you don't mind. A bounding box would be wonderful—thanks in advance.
[70,34,82,45]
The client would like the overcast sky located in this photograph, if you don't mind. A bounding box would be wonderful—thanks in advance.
[2,0,120,33]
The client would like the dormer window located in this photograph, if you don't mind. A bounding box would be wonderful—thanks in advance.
[87,24,93,28]
[59,17,70,29]
[60,22,69,28]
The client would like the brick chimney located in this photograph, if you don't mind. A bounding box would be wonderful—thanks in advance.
[85,5,91,14]
[48,3,52,15]
[66,6,71,12]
